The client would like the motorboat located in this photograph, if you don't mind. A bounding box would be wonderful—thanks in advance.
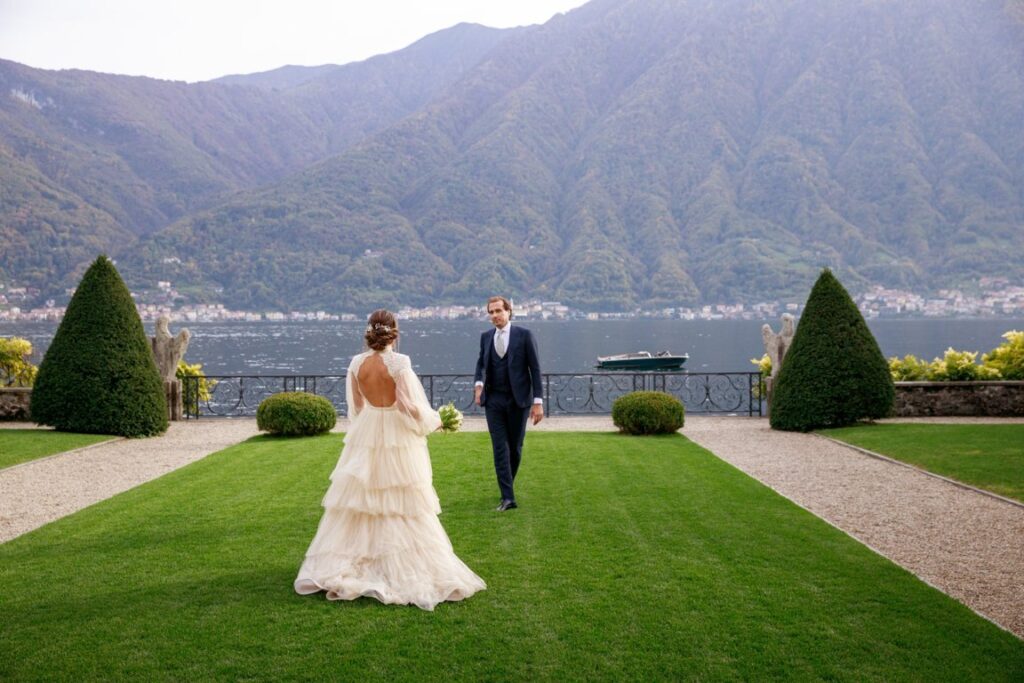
[595,351,688,370]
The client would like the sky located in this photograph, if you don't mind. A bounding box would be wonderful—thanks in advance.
[0,0,590,82]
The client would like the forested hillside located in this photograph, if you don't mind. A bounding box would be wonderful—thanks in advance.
[3,0,1023,311]
[0,24,514,295]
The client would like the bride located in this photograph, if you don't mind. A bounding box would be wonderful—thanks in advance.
[294,309,486,610]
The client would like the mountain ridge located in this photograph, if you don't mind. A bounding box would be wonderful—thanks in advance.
[127,0,1024,310]
[3,0,1023,311]
[0,23,518,294]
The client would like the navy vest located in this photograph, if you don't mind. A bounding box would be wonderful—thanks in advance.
[486,344,513,394]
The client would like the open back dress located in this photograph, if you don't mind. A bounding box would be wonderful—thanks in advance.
[293,347,486,610]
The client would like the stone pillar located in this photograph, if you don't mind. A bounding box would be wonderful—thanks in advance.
[165,380,182,421]
[150,316,191,421]
[761,313,795,413]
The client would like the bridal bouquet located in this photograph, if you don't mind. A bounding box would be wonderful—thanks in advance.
[438,402,463,433]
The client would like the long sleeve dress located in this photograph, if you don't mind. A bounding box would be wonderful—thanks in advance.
[293,348,486,610]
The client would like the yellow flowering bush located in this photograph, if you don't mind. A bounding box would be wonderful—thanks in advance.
[750,353,771,399]
[890,348,1002,381]
[177,359,216,415]
[0,337,38,387]
[928,348,1000,381]
[888,354,931,381]
[982,330,1024,380]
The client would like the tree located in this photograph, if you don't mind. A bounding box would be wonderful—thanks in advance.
[0,337,38,386]
[770,269,894,431]
[30,255,168,436]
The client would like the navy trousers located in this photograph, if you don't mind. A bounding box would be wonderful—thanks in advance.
[484,390,530,502]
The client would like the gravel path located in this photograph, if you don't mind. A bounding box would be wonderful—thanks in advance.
[684,416,1024,639]
[3,415,1020,640]
[0,420,260,543]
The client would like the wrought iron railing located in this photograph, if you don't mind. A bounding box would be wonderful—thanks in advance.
[182,372,763,418]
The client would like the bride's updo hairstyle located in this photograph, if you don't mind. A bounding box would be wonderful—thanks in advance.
[364,309,399,351]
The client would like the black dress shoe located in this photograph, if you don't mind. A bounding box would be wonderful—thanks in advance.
[496,499,518,511]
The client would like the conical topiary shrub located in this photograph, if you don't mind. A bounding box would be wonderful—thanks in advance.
[770,269,894,431]
[31,256,168,436]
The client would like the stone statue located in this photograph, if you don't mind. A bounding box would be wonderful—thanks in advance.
[761,313,795,383]
[761,313,795,410]
[151,316,191,382]
[150,316,191,420]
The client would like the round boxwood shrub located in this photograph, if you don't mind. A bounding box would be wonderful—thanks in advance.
[30,255,168,437]
[770,269,894,432]
[612,391,685,435]
[257,392,337,436]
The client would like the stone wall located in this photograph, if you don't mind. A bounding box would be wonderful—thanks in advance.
[0,387,32,420]
[894,381,1024,417]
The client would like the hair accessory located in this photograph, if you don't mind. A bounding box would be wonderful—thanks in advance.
[366,323,393,333]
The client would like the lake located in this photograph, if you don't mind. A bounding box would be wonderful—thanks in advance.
[4,318,1023,376]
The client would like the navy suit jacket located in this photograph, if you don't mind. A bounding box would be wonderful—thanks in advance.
[474,325,543,409]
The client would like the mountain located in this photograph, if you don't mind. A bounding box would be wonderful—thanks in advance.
[212,23,522,153]
[3,0,1023,311]
[124,0,1024,311]
[0,144,130,287]
[0,23,516,295]
[213,64,342,90]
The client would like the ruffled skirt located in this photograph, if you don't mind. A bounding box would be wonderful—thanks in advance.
[294,405,486,610]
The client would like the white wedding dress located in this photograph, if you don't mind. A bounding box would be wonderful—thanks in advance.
[294,347,486,610]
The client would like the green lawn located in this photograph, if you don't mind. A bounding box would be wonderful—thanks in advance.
[0,428,115,469]
[822,424,1024,503]
[1,432,1020,681]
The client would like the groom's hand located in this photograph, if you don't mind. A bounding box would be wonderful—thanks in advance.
[531,404,544,425]
[474,386,482,406]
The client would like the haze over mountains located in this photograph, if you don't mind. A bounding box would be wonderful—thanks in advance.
[2,0,1023,312]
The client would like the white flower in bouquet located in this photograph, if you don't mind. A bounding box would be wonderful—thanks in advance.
[438,402,463,433]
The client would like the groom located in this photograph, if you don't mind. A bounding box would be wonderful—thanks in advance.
[474,295,543,512]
